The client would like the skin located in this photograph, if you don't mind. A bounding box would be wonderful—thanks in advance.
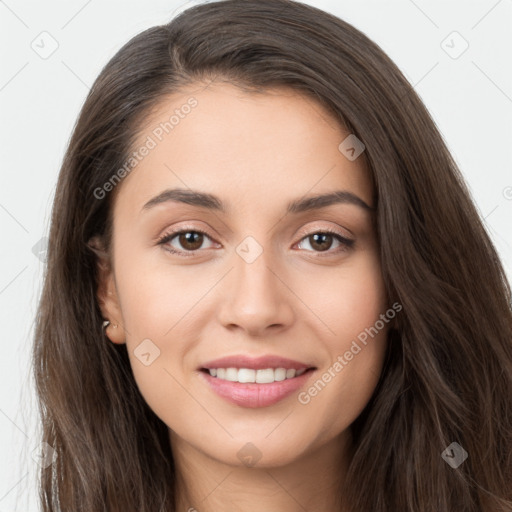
[95,81,390,512]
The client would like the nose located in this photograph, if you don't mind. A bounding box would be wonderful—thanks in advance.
[216,245,295,337]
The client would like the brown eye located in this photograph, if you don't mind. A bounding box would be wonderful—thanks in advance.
[158,228,216,256]
[308,233,334,252]
[296,230,354,255]
[177,231,204,251]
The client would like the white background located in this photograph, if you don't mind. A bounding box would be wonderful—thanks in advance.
[1,0,511,509]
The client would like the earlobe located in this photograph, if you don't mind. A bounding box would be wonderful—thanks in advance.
[99,279,126,345]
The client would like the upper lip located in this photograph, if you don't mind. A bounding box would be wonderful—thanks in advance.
[199,355,316,371]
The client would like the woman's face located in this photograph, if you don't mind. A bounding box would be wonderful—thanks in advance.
[97,82,390,467]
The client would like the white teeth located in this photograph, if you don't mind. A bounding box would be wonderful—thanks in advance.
[207,367,308,383]
[225,367,238,381]
[274,368,286,381]
[238,368,256,383]
[256,368,274,383]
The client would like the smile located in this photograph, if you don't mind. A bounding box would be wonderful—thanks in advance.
[199,367,316,408]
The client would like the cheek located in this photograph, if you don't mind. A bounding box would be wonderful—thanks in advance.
[296,248,387,344]
[331,253,388,398]
[114,244,205,335]
[113,251,228,415]
[295,251,388,429]
[111,252,188,406]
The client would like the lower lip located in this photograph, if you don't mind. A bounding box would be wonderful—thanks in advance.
[199,369,316,408]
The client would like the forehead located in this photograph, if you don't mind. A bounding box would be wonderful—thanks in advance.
[112,82,373,219]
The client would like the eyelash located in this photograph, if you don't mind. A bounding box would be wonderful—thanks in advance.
[156,226,355,258]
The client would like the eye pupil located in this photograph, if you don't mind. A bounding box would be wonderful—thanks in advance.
[310,233,333,252]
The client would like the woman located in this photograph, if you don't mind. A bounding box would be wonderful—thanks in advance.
[32,0,512,510]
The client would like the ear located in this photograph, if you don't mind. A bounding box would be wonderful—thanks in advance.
[88,235,126,344]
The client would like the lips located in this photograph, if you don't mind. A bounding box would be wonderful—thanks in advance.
[200,368,316,408]
[199,354,315,371]
[197,354,318,408]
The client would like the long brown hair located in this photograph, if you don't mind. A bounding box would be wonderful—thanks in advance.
[32,0,512,510]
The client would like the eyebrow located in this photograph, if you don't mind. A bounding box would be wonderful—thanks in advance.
[141,188,375,214]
